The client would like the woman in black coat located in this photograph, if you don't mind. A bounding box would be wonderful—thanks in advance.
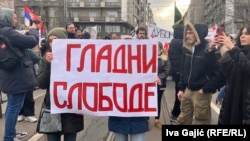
[36,27,84,141]
[205,25,250,124]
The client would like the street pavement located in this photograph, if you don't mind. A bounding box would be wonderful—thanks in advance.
[0,79,221,141]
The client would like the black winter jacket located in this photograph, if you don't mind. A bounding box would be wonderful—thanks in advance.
[0,13,39,93]
[178,22,218,92]
[169,24,184,81]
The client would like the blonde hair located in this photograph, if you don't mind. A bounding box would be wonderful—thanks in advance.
[158,41,168,60]
[158,41,163,50]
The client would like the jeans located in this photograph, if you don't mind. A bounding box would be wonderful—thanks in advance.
[217,86,225,100]
[47,133,77,141]
[114,132,145,141]
[19,90,35,116]
[4,92,27,141]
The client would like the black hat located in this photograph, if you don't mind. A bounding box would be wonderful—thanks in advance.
[83,32,90,39]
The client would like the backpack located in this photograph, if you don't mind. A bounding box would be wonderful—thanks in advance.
[0,27,24,70]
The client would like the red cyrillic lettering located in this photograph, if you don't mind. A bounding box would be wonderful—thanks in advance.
[67,44,81,71]
[67,83,82,109]
[99,83,113,111]
[96,45,112,72]
[77,44,96,72]
[143,44,157,73]
[144,83,157,112]
[83,83,98,111]
[128,44,141,73]
[113,83,127,112]
[113,45,127,73]
[53,82,67,108]
[129,83,143,112]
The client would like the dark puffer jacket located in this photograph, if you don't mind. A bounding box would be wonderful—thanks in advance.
[168,24,184,81]
[178,22,218,92]
[0,8,39,94]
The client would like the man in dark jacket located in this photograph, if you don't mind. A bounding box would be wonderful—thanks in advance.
[168,24,184,122]
[0,8,39,141]
[65,23,76,39]
[177,21,218,125]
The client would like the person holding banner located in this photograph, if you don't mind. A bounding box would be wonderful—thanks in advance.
[37,27,84,141]
[108,27,149,141]
[154,41,171,129]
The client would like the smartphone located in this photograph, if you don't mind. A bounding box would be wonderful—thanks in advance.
[216,27,224,36]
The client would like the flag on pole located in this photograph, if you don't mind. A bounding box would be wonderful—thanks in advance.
[24,6,31,27]
[24,6,45,36]
[172,2,183,29]
[129,26,138,38]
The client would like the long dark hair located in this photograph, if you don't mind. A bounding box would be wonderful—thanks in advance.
[235,25,250,48]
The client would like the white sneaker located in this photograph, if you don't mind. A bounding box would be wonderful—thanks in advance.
[14,137,21,141]
[24,116,38,123]
[17,115,24,122]
[15,131,28,139]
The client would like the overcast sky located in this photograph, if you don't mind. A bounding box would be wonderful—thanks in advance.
[148,0,190,31]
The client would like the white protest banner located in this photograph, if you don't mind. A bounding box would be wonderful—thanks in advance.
[50,39,158,117]
[147,24,173,51]
[205,25,218,41]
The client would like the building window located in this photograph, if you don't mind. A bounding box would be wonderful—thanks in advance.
[87,0,100,2]
[88,11,99,17]
[106,0,118,2]
[69,11,79,17]
[97,26,101,32]
[105,25,120,33]
[68,0,80,2]
[106,11,118,17]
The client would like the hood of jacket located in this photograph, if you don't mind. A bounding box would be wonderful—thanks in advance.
[183,21,208,51]
[0,8,14,28]
[173,24,184,39]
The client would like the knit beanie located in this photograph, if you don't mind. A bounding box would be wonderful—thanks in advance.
[82,32,90,39]
[47,27,68,39]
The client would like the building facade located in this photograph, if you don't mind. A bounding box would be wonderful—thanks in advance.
[14,0,154,37]
[185,0,249,34]
[0,0,14,9]
[184,0,205,24]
